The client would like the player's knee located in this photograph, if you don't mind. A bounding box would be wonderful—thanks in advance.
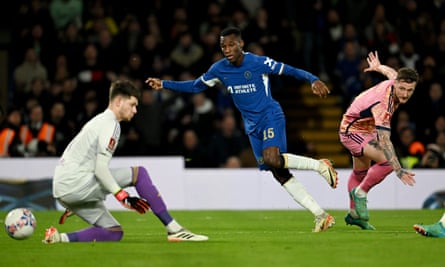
[262,147,283,168]
[137,166,148,176]
[263,154,283,168]
[133,166,152,186]
[271,168,292,185]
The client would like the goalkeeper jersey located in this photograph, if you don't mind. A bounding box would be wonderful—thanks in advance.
[53,109,120,198]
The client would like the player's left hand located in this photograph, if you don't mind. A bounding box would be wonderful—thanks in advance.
[115,189,150,214]
[311,80,330,98]
[123,196,150,214]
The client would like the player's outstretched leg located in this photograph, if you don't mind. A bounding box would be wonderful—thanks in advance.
[282,176,335,232]
[413,222,445,238]
[135,167,208,242]
[344,213,375,230]
[42,225,124,243]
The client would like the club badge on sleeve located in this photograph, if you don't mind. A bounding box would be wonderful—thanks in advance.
[107,138,116,152]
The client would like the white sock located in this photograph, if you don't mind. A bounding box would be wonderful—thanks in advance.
[349,209,359,218]
[60,233,69,242]
[283,177,324,217]
[282,153,320,170]
[354,186,367,198]
[439,213,445,225]
[166,219,182,233]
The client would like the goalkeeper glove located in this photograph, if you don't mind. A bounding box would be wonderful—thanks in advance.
[115,189,150,214]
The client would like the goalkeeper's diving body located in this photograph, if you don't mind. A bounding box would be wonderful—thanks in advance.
[42,80,208,243]
[146,26,338,232]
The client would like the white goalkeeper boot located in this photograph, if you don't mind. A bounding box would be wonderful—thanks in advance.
[168,229,208,242]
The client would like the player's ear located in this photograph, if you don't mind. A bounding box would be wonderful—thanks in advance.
[239,39,245,49]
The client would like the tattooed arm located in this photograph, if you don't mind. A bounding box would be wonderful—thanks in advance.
[376,129,416,186]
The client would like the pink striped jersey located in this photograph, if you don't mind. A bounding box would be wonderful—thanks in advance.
[340,80,399,134]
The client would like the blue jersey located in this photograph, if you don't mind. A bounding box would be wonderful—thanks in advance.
[163,52,319,134]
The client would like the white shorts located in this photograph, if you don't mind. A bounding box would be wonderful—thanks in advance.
[56,167,133,228]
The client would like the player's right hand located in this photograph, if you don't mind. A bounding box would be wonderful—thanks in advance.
[145,78,162,90]
[398,169,416,186]
[364,51,381,72]
[311,80,330,98]
[115,189,150,214]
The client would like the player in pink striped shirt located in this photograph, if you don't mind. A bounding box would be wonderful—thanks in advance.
[339,51,419,230]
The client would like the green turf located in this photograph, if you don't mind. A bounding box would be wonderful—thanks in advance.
[0,209,443,267]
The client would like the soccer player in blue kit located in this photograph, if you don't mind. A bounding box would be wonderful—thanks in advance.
[146,27,338,232]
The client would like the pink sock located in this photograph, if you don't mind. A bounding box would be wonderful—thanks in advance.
[359,161,393,192]
[348,169,368,209]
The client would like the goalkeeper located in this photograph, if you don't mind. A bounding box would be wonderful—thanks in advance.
[43,80,207,244]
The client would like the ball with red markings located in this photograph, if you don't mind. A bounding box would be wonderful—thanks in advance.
[4,208,37,240]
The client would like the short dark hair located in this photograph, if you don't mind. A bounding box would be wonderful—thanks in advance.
[109,80,140,102]
[220,26,242,38]
[396,67,419,84]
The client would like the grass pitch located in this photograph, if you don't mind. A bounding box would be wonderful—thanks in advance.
[0,209,443,267]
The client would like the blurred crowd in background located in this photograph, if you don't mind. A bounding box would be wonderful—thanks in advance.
[1,0,444,169]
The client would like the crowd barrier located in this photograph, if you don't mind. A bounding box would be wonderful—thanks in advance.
[0,157,444,211]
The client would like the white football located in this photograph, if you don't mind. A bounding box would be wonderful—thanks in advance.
[4,208,37,240]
